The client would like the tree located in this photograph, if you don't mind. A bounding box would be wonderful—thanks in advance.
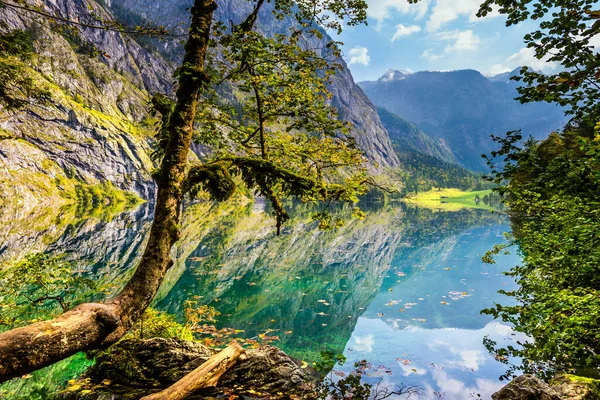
[0,0,369,382]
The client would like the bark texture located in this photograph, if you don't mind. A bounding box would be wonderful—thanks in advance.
[0,0,217,382]
[140,343,246,400]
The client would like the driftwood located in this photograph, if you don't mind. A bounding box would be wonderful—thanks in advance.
[140,342,247,400]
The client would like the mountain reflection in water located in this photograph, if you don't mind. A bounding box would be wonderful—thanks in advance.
[0,199,519,398]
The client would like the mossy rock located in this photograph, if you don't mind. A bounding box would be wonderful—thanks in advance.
[551,375,600,400]
[60,338,319,399]
[492,375,561,400]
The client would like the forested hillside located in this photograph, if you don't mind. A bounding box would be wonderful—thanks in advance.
[360,69,566,171]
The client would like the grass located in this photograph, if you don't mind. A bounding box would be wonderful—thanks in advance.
[403,188,494,212]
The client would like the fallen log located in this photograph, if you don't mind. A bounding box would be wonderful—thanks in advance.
[140,342,247,400]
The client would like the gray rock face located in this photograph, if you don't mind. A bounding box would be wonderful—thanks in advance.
[552,375,600,400]
[1,0,399,212]
[110,0,400,171]
[65,338,318,399]
[0,1,161,205]
[493,374,600,400]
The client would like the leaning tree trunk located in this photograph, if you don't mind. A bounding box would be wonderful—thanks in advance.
[0,0,217,382]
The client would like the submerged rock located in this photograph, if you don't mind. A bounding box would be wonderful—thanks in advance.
[62,338,319,399]
[492,374,600,400]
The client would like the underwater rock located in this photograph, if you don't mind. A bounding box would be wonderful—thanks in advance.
[61,338,319,399]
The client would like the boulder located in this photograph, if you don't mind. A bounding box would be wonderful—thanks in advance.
[552,375,600,400]
[492,375,561,400]
[61,338,319,399]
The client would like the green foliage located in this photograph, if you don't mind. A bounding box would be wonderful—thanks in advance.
[0,28,33,56]
[482,123,600,379]
[0,254,96,330]
[0,353,92,400]
[314,351,347,375]
[125,308,193,341]
[181,15,373,233]
[0,28,50,110]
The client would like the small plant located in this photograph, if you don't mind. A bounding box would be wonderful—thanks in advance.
[316,354,423,399]
[126,308,193,340]
[0,253,95,329]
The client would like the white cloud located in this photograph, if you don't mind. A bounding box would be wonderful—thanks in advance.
[366,0,430,29]
[348,46,371,66]
[421,48,443,60]
[489,64,511,75]
[392,24,422,41]
[352,335,375,352]
[426,0,499,32]
[490,47,559,74]
[438,29,481,53]
[422,30,480,60]
[586,34,600,51]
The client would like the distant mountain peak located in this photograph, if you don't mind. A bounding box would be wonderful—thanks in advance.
[379,69,411,82]
[488,67,523,83]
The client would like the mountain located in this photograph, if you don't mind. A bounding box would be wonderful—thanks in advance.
[0,0,399,211]
[376,107,456,165]
[359,69,567,171]
[376,107,487,191]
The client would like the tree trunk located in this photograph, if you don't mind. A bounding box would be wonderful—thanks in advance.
[140,343,247,400]
[0,0,217,383]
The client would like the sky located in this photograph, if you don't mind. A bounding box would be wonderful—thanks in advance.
[334,0,559,82]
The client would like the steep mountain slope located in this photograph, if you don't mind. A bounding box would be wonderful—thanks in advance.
[377,107,456,165]
[360,69,566,171]
[0,0,173,212]
[377,107,487,191]
[0,0,400,214]
[109,0,400,170]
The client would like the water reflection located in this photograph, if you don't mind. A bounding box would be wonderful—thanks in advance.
[340,224,521,399]
[0,199,515,398]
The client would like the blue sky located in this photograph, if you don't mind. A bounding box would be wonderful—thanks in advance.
[334,0,559,82]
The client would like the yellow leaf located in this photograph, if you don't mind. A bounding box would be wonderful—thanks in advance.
[67,384,82,392]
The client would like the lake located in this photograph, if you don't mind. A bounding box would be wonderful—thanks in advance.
[0,199,520,399]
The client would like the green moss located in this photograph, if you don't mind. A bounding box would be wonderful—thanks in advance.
[562,374,600,386]
[0,127,14,140]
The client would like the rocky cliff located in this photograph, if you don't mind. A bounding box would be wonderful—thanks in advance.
[112,0,400,170]
[0,0,400,212]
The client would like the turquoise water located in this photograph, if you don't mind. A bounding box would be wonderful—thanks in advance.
[338,224,521,399]
[0,202,519,398]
